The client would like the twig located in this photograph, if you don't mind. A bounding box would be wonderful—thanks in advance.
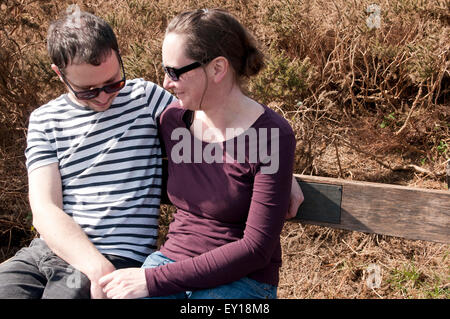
[395,83,423,136]
[391,164,437,177]
[446,160,450,190]
[439,283,450,290]
[342,239,359,255]
[333,139,344,178]
[371,287,384,299]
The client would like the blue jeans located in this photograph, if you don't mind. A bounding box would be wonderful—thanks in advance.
[142,251,277,299]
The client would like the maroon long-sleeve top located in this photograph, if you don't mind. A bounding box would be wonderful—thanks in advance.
[145,102,295,297]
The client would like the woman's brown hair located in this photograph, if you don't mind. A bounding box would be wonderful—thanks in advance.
[166,9,264,81]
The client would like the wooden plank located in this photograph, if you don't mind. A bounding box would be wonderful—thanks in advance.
[294,174,450,244]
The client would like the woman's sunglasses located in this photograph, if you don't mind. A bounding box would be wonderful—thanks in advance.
[163,58,212,81]
[58,53,126,100]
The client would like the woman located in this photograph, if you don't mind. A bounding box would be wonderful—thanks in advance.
[99,8,297,299]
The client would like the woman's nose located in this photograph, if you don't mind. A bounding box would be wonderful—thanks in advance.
[163,74,174,90]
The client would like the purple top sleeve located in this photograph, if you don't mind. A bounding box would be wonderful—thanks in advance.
[146,102,296,297]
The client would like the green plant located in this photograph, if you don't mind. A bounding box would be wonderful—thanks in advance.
[425,278,450,299]
[249,48,312,110]
[387,262,425,296]
[436,140,448,155]
[387,260,449,299]
[380,112,396,128]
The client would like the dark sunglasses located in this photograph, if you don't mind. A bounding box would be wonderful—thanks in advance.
[162,58,212,81]
[59,53,126,100]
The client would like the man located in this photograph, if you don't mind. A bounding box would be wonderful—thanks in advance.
[0,10,303,299]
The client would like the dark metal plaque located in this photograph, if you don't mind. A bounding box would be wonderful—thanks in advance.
[295,181,342,224]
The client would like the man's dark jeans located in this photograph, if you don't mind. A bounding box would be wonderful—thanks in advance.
[0,238,142,299]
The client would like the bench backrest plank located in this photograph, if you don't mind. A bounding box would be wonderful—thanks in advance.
[294,174,450,243]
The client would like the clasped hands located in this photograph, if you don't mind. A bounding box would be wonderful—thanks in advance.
[97,267,148,299]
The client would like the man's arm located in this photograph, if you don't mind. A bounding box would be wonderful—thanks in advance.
[28,163,115,298]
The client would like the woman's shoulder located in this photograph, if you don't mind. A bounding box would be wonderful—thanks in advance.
[257,104,294,137]
[160,101,184,121]
[159,101,192,133]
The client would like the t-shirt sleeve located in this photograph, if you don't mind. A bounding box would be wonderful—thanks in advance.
[145,81,176,120]
[25,110,58,174]
[145,127,296,297]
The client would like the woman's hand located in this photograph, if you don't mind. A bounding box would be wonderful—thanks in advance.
[98,268,148,299]
[286,176,304,219]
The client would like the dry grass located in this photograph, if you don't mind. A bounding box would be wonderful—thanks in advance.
[0,0,448,298]
[279,223,449,299]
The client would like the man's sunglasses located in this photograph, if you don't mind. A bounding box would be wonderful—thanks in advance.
[58,53,126,100]
[163,58,212,81]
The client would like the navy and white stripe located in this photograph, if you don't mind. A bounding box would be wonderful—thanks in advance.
[25,78,174,262]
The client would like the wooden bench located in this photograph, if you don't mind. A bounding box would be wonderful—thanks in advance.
[2,174,448,267]
[293,174,449,244]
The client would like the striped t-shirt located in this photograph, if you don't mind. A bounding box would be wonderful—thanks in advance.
[25,78,174,262]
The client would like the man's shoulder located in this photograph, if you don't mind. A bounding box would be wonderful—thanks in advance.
[124,77,147,89]
[30,94,69,119]
[124,78,172,102]
[125,78,163,94]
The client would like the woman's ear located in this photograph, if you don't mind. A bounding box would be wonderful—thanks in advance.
[209,56,229,84]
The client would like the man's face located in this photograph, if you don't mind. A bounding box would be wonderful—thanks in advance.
[54,51,123,112]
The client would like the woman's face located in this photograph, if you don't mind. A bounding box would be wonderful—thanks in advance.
[162,33,208,110]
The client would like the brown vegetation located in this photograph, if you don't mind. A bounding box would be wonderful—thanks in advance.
[0,0,448,298]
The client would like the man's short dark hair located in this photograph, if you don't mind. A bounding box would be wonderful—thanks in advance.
[47,11,119,70]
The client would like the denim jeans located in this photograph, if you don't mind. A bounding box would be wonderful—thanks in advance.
[142,251,277,299]
[0,238,142,299]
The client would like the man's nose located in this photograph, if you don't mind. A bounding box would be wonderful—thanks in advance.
[96,90,111,103]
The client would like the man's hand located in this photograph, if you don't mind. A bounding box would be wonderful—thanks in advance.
[91,281,108,299]
[99,268,148,299]
[87,259,116,299]
[286,175,304,219]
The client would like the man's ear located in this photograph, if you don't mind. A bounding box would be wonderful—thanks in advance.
[51,64,64,82]
[209,56,228,84]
